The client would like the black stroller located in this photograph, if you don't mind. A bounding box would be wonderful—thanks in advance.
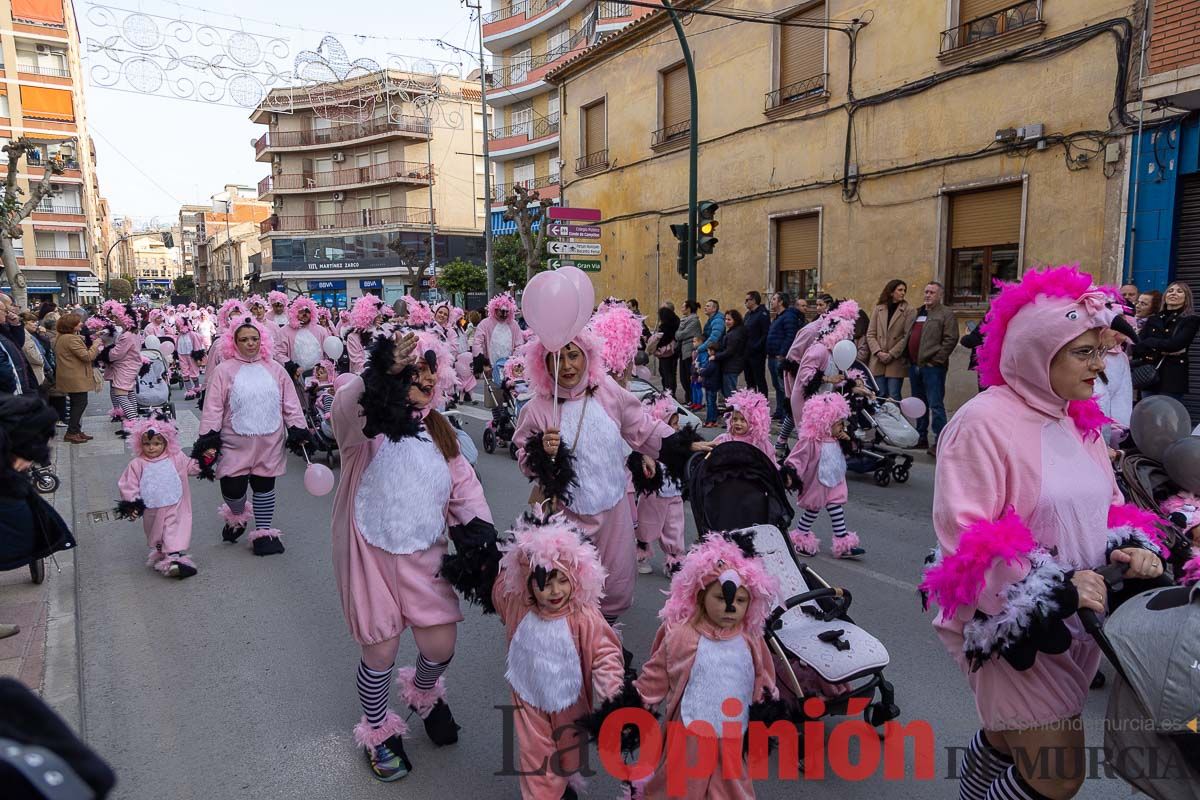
[480,368,518,459]
[842,364,915,487]
[687,442,901,731]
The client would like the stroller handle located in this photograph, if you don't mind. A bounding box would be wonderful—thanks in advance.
[767,587,851,627]
[1077,562,1128,636]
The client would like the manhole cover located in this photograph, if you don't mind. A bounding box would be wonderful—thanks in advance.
[89,511,109,523]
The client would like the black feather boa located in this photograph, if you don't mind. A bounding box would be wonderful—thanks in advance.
[779,463,801,493]
[285,426,312,456]
[800,369,824,400]
[627,451,664,497]
[440,517,502,614]
[522,431,577,506]
[573,676,655,756]
[190,347,207,362]
[359,335,423,441]
[190,430,222,481]
[114,498,146,520]
[658,426,702,487]
[96,344,115,367]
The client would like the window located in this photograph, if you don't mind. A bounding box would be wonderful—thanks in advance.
[511,45,532,84]
[775,214,819,299]
[946,184,1022,304]
[583,100,605,156]
[510,103,533,138]
[512,159,536,188]
[944,0,1043,53]
[547,22,570,55]
[656,63,689,145]
[775,2,826,107]
[0,94,8,118]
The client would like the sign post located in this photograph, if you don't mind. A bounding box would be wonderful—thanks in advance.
[548,208,602,274]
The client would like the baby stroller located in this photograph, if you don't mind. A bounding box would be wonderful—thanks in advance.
[842,366,916,487]
[303,381,338,465]
[687,443,900,731]
[135,346,174,419]
[480,368,517,460]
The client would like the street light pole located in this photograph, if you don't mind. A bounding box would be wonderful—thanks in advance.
[662,0,699,305]
[464,0,495,297]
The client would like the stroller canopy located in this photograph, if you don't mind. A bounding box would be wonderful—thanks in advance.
[688,441,794,535]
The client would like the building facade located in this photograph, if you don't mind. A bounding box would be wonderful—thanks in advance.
[483,0,654,234]
[0,0,105,304]
[177,203,208,279]
[1125,0,1200,418]
[548,0,1139,405]
[129,231,177,298]
[252,71,488,307]
[191,185,270,301]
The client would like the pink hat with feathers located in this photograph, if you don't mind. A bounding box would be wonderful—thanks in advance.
[814,299,859,346]
[797,392,851,441]
[521,329,608,400]
[219,314,275,362]
[587,302,643,375]
[287,295,319,329]
[348,294,384,330]
[486,293,518,318]
[661,537,778,631]
[404,296,435,327]
[216,299,249,331]
[267,290,289,307]
[125,412,180,458]
[646,394,679,424]
[247,294,266,310]
[498,514,607,611]
[725,389,772,441]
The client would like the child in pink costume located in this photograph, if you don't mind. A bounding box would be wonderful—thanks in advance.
[634,396,688,577]
[512,329,703,623]
[115,414,200,579]
[493,514,625,800]
[783,392,864,559]
[194,315,308,558]
[275,295,334,376]
[331,325,500,781]
[175,315,204,400]
[712,388,774,459]
[634,536,779,800]
[920,266,1165,800]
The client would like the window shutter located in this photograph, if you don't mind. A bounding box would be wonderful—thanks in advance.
[777,215,819,272]
[584,101,605,155]
[959,0,1013,23]
[779,2,825,90]
[12,0,65,24]
[19,86,73,121]
[661,64,689,130]
[950,185,1022,249]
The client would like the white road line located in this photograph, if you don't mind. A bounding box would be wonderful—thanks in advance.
[450,405,492,422]
[808,555,920,593]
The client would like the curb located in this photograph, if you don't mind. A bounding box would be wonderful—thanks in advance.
[40,435,84,736]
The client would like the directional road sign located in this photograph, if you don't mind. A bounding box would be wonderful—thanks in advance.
[548,241,602,256]
[548,224,601,239]
[547,207,601,222]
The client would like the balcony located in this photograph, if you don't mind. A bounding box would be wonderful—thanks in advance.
[260,206,434,234]
[35,249,87,260]
[765,72,829,115]
[483,0,591,50]
[488,20,594,104]
[939,0,1044,61]
[253,115,431,160]
[596,1,636,29]
[575,149,608,176]
[26,152,80,173]
[651,121,689,151]
[258,161,434,198]
[489,113,560,158]
[16,63,70,79]
[33,203,84,216]
[492,174,560,204]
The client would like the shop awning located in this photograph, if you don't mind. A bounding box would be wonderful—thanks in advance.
[31,223,85,232]
[12,0,65,24]
[0,279,61,290]
[19,86,74,122]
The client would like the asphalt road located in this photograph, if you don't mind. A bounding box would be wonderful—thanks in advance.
[69,396,1133,800]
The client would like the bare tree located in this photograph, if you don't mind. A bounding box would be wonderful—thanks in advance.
[503,184,552,284]
[388,236,425,300]
[1,138,67,309]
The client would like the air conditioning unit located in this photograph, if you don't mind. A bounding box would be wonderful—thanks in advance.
[332,191,346,202]
[332,152,345,163]
[36,44,51,55]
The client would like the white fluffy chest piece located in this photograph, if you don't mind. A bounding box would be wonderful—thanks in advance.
[229,363,282,436]
[681,635,754,731]
[559,398,628,515]
[293,328,322,370]
[505,613,583,713]
[818,441,846,489]
[354,435,451,554]
[140,458,182,509]
[489,323,513,361]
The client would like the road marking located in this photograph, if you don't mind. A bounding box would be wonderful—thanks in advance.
[450,405,492,422]
[808,555,919,593]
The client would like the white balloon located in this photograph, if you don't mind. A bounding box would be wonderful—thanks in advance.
[323,336,344,360]
[144,335,161,350]
[831,339,858,372]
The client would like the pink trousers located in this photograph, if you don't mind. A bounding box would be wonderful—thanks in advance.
[566,502,635,619]
[636,494,685,558]
[511,693,588,800]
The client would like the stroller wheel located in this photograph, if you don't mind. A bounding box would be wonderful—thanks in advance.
[873,467,892,487]
[891,466,910,484]
[509,442,518,461]
[864,701,900,728]
[482,428,496,454]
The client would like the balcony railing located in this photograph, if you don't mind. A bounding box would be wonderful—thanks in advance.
[262,206,434,233]
[36,249,87,259]
[262,161,434,194]
[492,173,560,202]
[765,72,828,111]
[940,0,1042,54]
[575,149,608,173]
[26,152,80,170]
[254,115,432,154]
[17,63,70,78]
[13,15,66,29]
[490,22,594,88]
[490,112,560,143]
[34,203,83,214]
[597,1,633,20]
[651,121,689,148]
[483,0,565,25]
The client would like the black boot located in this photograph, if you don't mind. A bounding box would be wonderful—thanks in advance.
[251,535,285,556]
[221,523,246,543]
[419,699,460,747]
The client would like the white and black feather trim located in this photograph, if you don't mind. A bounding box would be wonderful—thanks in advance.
[1105,525,1158,555]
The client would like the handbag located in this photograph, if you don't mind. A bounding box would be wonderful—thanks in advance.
[654,339,677,359]
[1130,358,1163,391]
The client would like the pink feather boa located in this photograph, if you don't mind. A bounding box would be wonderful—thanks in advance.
[661,537,778,630]
[1182,550,1200,585]
[797,392,850,441]
[587,302,643,374]
[1066,397,1112,440]
[497,514,607,611]
[1107,503,1169,556]
[919,507,1037,621]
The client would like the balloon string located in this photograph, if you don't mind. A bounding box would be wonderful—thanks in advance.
[553,351,561,428]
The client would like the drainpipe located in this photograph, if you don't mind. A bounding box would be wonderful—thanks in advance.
[1126,0,1151,285]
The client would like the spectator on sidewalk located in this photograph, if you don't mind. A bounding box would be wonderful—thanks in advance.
[795,296,809,324]
[700,298,725,354]
[766,292,801,420]
[907,281,958,454]
[53,313,102,444]
[675,300,702,407]
[1132,280,1198,403]
[653,304,681,399]
[19,313,49,388]
[0,294,36,395]
[712,309,747,400]
[1134,290,1161,333]
[866,279,913,400]
[1120,282,1139,311]
[742,291,770,395]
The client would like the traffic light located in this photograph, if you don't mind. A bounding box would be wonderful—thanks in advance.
[669,222,689,279]
[161,232,174,248]
[697,200,719,258]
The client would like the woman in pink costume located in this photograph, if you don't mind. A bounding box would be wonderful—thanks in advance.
[115,413,200,579]
[331,326,501,781]
[194,315,309,558]
[175,314,204,400]
[275,295,333,378]
[634,536,779,800]
[777,300,859,450]
[472,293,525,386]
[143,309,166,339]
[782,392,864,559]
[493,514,624,800]
[633,396,689,578]
[95,300,143,424]
[267,290,290,327]
[920,266,1165,800]
[512,330,704,625]
[712,388,774,459]
[433,302,476,398]
[345,294,386,375]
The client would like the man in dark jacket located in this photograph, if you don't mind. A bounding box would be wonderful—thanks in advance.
[906,282,958,454]
[765,292,801,419]
[742,291,770,395]
[0,294,35,395]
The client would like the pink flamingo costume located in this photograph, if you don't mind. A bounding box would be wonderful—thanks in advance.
[472,293,525,382]
[788,301,859,427]
[634,536,779,800]
[920,266,1165,735]
[492,514,624,799]
[634,395,689,576]
[783,392,862,559]
[115,414,200,578]
[275,295,334,374]
[712,388,775,459]
[346,295,385,374]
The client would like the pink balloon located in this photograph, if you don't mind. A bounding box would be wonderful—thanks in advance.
[899,396,926,420]
[556,265,595,339]
[304,462,335,496]
[521,270,582,352]
[159,340,175,357]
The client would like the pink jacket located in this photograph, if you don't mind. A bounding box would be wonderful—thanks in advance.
[109,330,143,391]
[471,315,525,361]
[275,322,333,371]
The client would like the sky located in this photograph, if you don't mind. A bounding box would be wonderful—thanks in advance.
[77,0,481,225]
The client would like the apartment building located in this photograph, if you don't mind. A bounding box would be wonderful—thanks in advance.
[129,231,177,297]
[251,70,488,307]
[177,203,208,279]
[190,185,270,300]
[482,0,655,233]
[0,0,105,304]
